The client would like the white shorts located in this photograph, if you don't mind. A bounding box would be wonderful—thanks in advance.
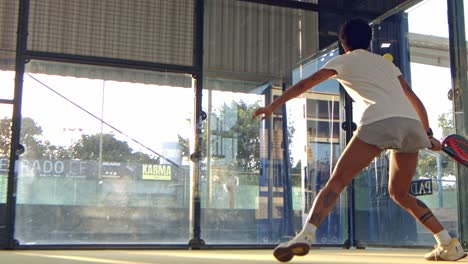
[356,117,432,153]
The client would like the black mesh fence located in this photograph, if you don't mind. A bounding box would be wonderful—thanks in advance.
[27,0,196,67]
[0,0,19,70]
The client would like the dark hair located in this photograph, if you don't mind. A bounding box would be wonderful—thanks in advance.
[339,18,372,50]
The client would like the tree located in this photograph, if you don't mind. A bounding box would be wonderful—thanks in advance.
[0,117,12,156]
[72,134,129,162]
[178,100,262,171]
[178,99,300,175]
[43,142,72,160]
[220,101,262,172]
[0,117,47,159]
[71,133,157,163]
[130,151,160,164]
[438,112,454,136]
[417,112,455,180]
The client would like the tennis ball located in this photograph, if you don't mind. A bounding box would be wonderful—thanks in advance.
[383,53,394,62]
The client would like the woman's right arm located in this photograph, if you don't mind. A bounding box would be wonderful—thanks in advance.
[398,75,441,150]
[253,68,337,120]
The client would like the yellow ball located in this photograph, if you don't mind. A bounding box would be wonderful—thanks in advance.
[383,53,394,62]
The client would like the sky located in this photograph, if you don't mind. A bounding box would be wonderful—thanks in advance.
[23,74,196,156]
[0,70,262,161]
[407,0,450,38]
[407,0,454,138]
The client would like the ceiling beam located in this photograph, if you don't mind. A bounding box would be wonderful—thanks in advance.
[235,0,318,11]
[235,0,381,17]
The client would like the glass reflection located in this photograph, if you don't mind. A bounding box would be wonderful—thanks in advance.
[15,61,193,244]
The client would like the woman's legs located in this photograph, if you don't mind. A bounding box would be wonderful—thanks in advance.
[273,136,382,262]
[387,151,444,234]
[306,135,382,226]
[388,151,467,261]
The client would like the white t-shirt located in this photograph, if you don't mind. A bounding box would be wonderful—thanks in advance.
[322,49,420,126]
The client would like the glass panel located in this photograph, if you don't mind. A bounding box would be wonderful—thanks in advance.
[201,83,264,244]
[15,61,193,245]
[293,48,345,245]
[0,103,13,246]
[409,0,458,246]
[200,44,345,245]
[200,0,322,245]
[0,71,14,100]
[354,0,457,246]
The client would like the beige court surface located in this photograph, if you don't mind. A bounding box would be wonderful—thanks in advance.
[1,248,467,264]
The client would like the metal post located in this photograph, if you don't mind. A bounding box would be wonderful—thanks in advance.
[188,0,205,249]
[281,83,294,238]
[338,42,357,249]
[266,87,273,242]
[447,0,468,250]
[6,0,29,249]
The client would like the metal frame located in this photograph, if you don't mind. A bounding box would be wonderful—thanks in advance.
[447,0,468,250]
[236,0,318,11]
[5,0,29,249]
[337,41,357,249]
[280,83,295,239]
[236,0,382,18]
[3,0,467,251]
[23,51,199,75]
[4,0,206,249]
[188,0,206,250]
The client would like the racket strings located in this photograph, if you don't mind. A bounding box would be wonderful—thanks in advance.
[447,138,468,158]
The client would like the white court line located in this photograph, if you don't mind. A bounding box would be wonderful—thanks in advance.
[126,251,275,261]
[15,252,158,264]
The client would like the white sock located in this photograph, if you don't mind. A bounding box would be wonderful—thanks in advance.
[434,229,452,246]
[301,222,317,236]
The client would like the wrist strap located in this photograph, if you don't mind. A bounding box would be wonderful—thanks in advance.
[426,128,434,137]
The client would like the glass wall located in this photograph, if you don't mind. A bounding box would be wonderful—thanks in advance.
[200,82,264,244]
[458,0,468,249]
[199,36,345,245]
[14,61,194,245]
[353,0,459,247]
[4,0,465,249]
[199,0,323,245]
[200,78,344,245]
[407,0,457,246]
[0,71,15,246]
[291,48,346,245]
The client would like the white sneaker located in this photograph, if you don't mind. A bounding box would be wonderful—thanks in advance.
[425,238,467,261]
[273,232,313,262]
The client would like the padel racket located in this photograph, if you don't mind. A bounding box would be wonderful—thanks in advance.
[442,134,468,167]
